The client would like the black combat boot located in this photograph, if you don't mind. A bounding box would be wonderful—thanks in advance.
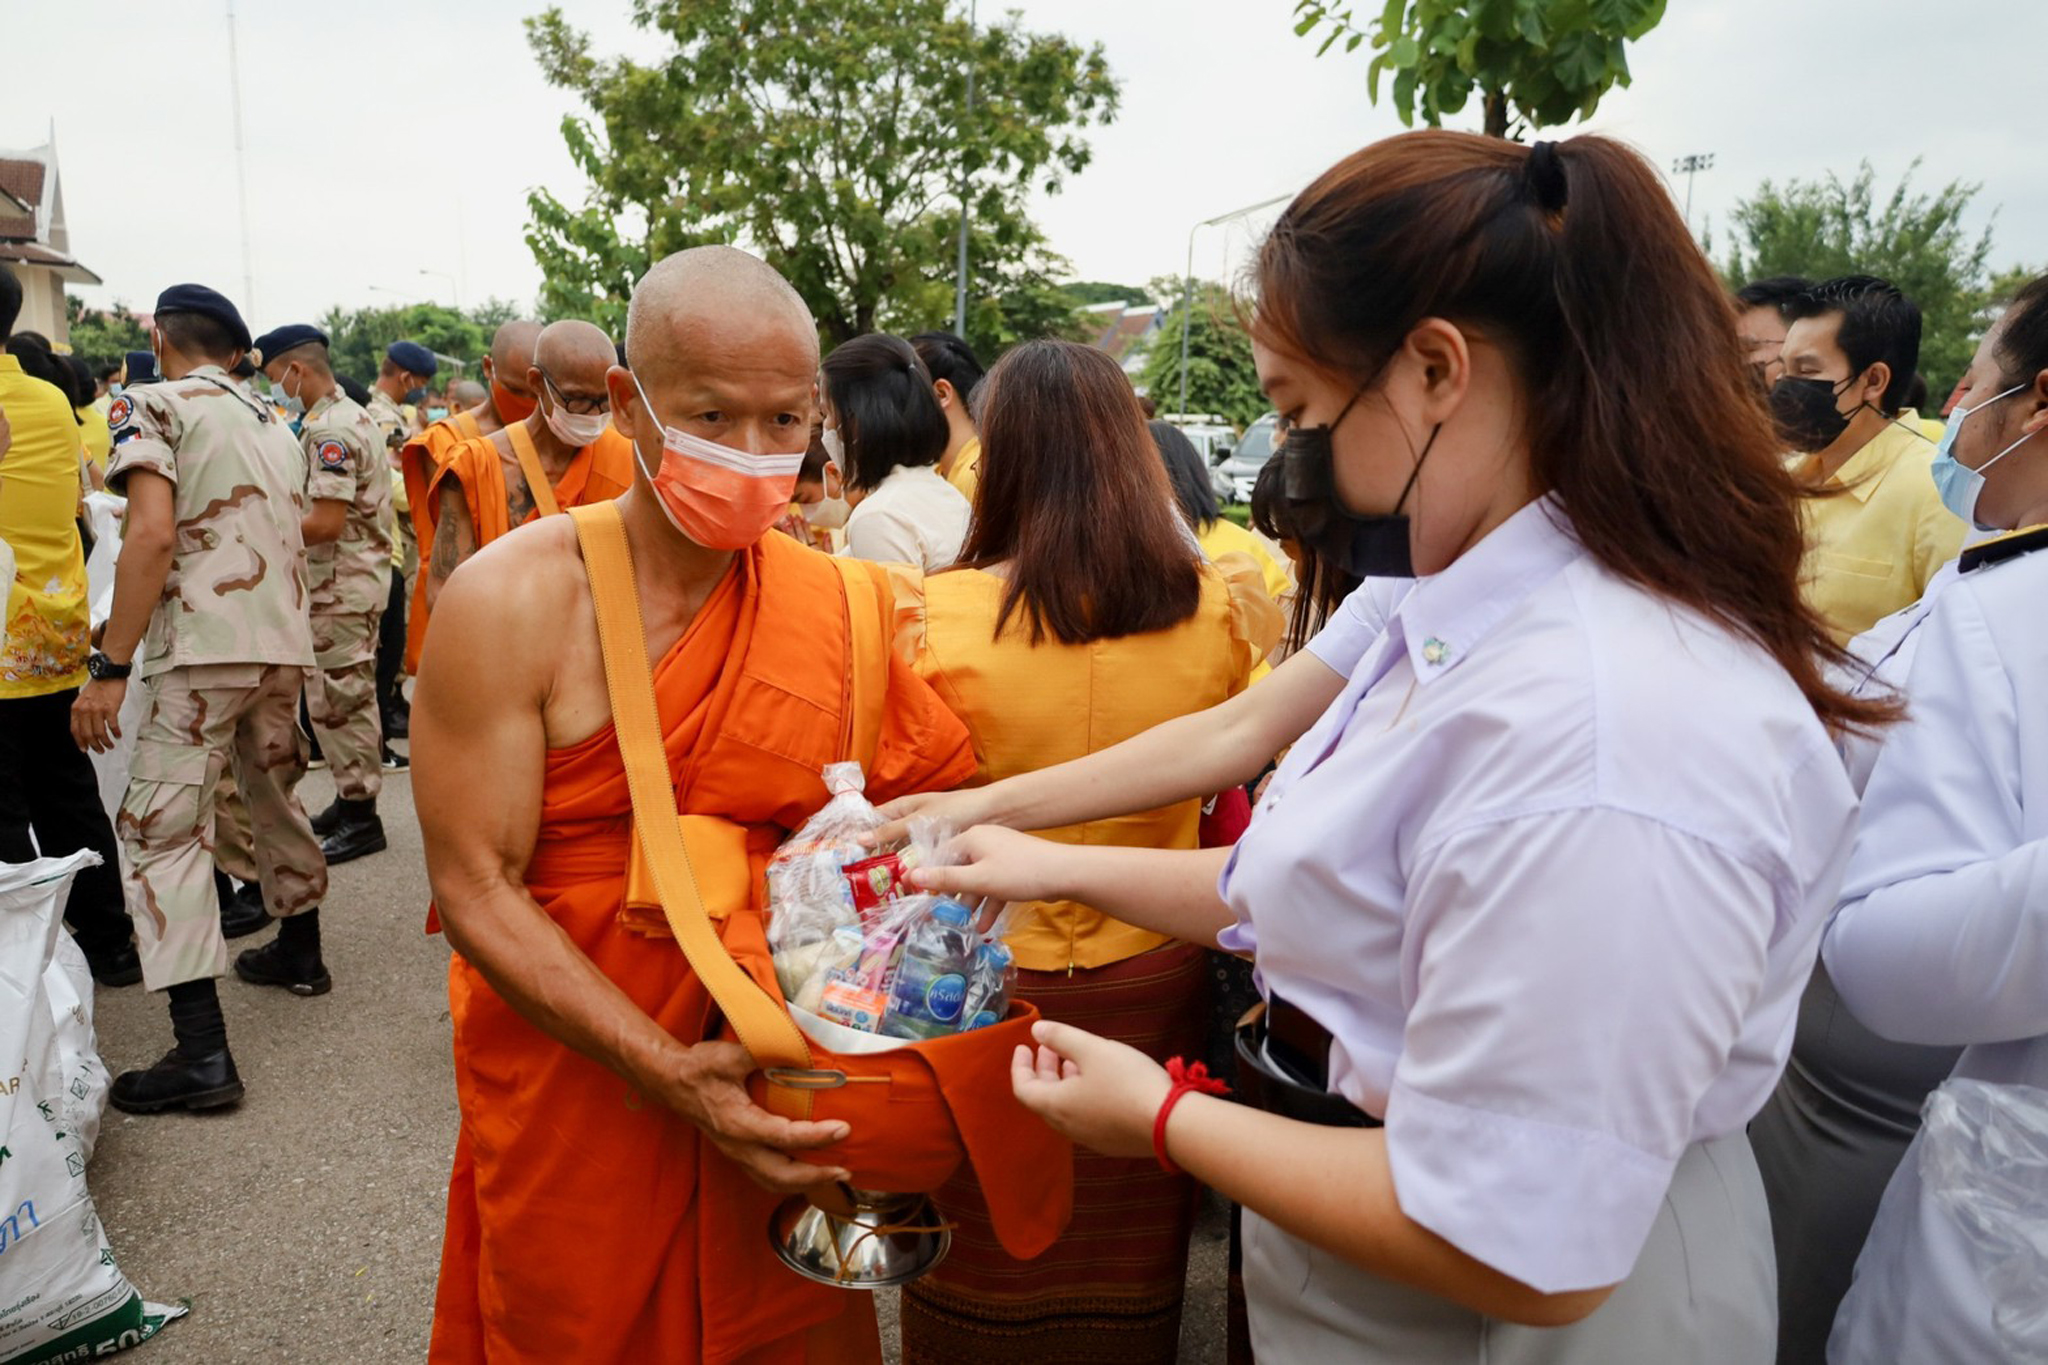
[218,872,273,939]
[319,797,386,865]
[110,979,243,1113]
[310,798,344,837]
[234,908,331,997]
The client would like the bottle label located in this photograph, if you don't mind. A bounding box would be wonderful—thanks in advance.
[924,973,967,1023]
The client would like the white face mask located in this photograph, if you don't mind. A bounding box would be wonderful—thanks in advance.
[543,396,609,449]
[804,435,852,528]
[820,423,847,470]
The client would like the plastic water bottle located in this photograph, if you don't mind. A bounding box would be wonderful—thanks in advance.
[961,942,1016,1030]
[880,900,975,1040]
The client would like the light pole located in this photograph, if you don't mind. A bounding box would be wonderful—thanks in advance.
[951,0,978,337]
[1178,193,1292,419]
[1672,152,1714,228]
[420,269,460,310]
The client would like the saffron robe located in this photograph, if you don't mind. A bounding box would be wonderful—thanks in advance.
[430,531,978,1364]
[427,425,635,551]
[401,409,485,672]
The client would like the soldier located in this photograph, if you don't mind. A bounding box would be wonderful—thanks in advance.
[366,338,437,455]
[71,284,332,1114]
[255,324,394,863]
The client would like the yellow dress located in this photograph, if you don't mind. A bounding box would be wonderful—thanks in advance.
[0,357,91,698]
[942,436,981,503]
[1197,515,1292,603]
[894,559,1281,971]
[76,404,113,472]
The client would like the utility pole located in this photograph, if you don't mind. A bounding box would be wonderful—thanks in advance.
[1673,152,1714,229]
[951,0,978,337]
[226,0,256,314]
[1178,193,1291,419]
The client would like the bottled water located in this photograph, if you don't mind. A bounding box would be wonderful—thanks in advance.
[880,900,975,1040]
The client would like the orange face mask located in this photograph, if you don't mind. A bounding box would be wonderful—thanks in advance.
[629,374,805,550]
[492,379,537,423]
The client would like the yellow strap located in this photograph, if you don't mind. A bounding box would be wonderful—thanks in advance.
[829,557,887,771]
[506,421,564,519]
[568,503,815,1103]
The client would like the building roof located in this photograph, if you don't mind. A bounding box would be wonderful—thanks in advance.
[1085,302,1164,367]
[0,136,100,285]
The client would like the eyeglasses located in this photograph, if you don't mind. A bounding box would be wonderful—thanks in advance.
[538,369,611,416]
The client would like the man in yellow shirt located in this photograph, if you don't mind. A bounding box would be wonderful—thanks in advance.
[1773,275,1966,643]
[0,270,139,984]
[912,331,984,502]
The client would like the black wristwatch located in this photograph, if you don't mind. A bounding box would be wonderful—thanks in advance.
[87,652,133,681]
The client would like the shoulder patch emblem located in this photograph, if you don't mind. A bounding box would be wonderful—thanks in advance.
[106,396,133,428]
[316,438,350,471]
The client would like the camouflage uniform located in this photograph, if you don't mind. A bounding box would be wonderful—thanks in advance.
[105,367,326,992]
[299,393,393,800]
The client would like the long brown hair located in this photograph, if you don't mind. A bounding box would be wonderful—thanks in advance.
[1256,130,1892,732]
[957,340,1204,646]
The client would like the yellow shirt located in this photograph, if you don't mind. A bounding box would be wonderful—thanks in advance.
[76,404,112,471]
[0,354,92,698]
[1198,516,1292,603]
[899,559,1282,971]
[942,436,980,504]
[1794,413,1968,645]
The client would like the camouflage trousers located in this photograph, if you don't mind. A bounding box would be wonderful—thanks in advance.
[118,662,326,991]
[306,608,384,802]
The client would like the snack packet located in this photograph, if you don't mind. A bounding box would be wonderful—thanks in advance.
[764,763,880,957]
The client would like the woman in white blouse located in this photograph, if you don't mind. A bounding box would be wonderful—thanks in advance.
[819,332,970,570]
[1824,275,2048,1362]
[907,130,1892,1362]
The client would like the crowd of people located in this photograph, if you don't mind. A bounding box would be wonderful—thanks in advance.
[1,124,2045,1365]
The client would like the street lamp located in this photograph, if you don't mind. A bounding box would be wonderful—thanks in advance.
[1178,192,1292,419]
[951,0,978,338]
[420,269,460,309]
[1672,152,1714,228]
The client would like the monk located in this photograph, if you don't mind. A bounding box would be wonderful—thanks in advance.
[423,320,635,611]
[413,245,977,1363]
[398,320,540,670]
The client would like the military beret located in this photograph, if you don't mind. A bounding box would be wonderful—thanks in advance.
[124,350,158,385]
[229,355,257,379]
[153,283,252,352]
[385,340,438,377]
[251,323,330,367]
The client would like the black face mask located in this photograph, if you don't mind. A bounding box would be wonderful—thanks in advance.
[1277,386,1438,579]
[1771,374,1860,453]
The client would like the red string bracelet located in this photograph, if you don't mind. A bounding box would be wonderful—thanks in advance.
[1153,1057,1231,1175]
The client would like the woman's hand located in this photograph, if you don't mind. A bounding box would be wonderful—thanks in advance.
[873,786,1004,846]
[908,825,1075,910]
[1010,1020,1172,1160]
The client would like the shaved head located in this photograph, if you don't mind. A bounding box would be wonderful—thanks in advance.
[489,319,542,375]
[532,319,616,390]
[624,246,818,388]
[451,379,488,407]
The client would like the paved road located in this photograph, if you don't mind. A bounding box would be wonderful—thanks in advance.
[84,759,1228,1362]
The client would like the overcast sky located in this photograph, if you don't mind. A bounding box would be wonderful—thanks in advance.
[9,0,2045,331]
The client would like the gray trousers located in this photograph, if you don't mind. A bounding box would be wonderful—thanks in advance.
[1245,1132,1775,1363]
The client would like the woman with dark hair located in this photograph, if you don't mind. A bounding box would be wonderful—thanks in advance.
[818,332,969,569]
[892,339,1279,1364]
[907,131,1887,1361]
[1150,418,1292,604]
[1822,274,2048,1362]
[910,330,986,498]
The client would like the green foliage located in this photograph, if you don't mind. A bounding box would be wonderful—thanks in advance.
[521,0,1118,344]
[1717,162,1996,393]
[1061,280,1154,308]
[316,303,488,386]
[1292,0,1668,138]
[63,295,150,370]
[1136,280,1267,428]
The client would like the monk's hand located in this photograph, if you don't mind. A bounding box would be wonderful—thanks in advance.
[1010,1020,1171,1161]
[669,1040,854,1195]
[872,786,1004,847]
[71,677,128,754]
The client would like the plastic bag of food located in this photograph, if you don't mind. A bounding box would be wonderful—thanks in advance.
[764,763,880,957]
[1920,1079,2048,1356]
[1,852,186,1363]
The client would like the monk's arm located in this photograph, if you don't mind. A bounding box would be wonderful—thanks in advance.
[413,557,851,1193]
[425,480,476,611]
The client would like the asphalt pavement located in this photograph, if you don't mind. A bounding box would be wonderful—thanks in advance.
[82,757,1228,1363]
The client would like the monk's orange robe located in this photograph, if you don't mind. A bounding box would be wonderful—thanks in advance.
[426,426,635,550]
[430,532,978,1365]
[400,410,485,674]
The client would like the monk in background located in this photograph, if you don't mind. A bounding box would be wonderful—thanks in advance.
[423,320,634,611]
[398,320,540,670]
[413,245,976,1363]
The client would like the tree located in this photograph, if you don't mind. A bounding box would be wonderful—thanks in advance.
[64,295,150,370]
[1061,280,1154,308]
[1716,162,1996,393]
[1136,280,1267,428]
[522,0,1118,343]
[1291,0,1668,139]
[316,302,487,386]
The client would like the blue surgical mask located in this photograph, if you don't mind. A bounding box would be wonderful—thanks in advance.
[1930,384,2034,530]
[108,382,125,398]
[276,368,307,420]
[404,386,426,405]
[427,406,449,421]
